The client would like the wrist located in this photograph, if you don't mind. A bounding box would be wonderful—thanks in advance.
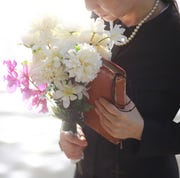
[71,153,84,163]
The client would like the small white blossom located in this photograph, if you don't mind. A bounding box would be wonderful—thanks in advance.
[53,81,86,108]
[89,18,106,34]
[108,22,127,46]
[29,58,68,85]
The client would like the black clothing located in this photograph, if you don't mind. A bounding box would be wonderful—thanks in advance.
[74,4,180,178]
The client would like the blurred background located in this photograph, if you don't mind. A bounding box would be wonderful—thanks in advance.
[0,0,180,178]
[0,0,89,177]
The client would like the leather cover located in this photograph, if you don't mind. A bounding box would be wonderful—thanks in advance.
[84,58,126,144]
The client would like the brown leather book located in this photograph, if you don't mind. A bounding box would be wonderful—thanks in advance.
[84,58,126,144]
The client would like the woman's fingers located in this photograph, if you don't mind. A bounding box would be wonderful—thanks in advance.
[64,131,87,146]
[59,130,88,160]
[97,98,120,116]
[94,97,144,140]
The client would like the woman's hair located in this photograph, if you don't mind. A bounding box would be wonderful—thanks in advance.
[162,0,179,11]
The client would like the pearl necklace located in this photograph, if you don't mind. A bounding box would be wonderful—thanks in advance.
[120,0,160,46]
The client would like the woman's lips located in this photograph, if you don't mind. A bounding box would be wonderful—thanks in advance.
[94,11,107,18]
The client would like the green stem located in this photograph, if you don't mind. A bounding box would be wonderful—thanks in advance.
[62,121,77,134]
[96,36,110,45]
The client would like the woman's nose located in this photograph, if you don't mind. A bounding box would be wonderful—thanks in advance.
[84,0,98,11]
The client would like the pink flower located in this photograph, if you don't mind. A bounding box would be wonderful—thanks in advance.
[3,60,17,72]
[20,63,30,88]
[3,59,48,113]
[3,60,20,92]
[21,83,48,113]
[33,84,48,113]
[31,93,48,113]
[21,87,34,100]
[39,99,48,113]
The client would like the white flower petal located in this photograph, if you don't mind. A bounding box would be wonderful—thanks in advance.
[70,95,77,101]
[53,90,63,99]
[63,97,70,108]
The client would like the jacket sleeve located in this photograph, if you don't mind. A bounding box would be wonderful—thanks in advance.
[123,88,180,157]
[139,116,180,157]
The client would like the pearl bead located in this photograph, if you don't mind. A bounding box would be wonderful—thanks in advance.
[120,0,159,46]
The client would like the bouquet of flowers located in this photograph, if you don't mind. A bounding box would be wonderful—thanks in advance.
[3,15,126,132]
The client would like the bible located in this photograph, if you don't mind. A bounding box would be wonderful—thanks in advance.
[84,58,126,144]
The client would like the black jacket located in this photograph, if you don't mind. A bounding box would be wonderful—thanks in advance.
[73,4,180,178]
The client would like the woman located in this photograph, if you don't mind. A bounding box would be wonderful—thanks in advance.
[59,0,180,178]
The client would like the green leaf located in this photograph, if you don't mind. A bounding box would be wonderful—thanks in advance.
[75,45,81,52]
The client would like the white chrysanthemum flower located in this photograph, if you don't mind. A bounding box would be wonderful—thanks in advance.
[78,31,92,44]
[29,58,68,85]
[42,47,62,62]
[53,37,78,56]
[31,45,61,65]
[54,21,82,46]
[32,49,47,62]
[53,81,87,108]
[22,31,57,53]
[23,16,61,50]
[56,28,78,42]
[31,15,59,33]
[63,43,102,83]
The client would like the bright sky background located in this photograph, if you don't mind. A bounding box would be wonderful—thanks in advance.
[0,0,90,90]
[0,0,90,58]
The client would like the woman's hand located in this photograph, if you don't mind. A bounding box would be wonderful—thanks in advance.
[59,125,88,160]
[95,97,144,140]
